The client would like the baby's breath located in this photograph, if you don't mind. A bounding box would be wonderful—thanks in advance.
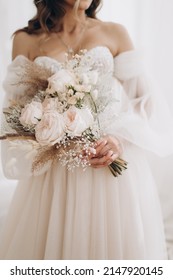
[1,49,127,177]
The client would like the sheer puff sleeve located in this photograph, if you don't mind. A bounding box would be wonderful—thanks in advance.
[1,56,51,180]
[111,50,173,156]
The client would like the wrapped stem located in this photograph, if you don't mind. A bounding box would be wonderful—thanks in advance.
[109,158,128,177]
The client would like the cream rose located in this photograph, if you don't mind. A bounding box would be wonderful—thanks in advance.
[46,69,75,94]
[19,101,43,126]
[35,111,65,146]
[64,106,94,136]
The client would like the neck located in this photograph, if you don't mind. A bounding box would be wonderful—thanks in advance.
[51,7,89,57]
[60,9,87,34]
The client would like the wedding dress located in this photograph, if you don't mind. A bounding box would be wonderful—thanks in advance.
[0,46,172,260]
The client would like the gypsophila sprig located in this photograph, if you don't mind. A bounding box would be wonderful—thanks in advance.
[0,50,127,176]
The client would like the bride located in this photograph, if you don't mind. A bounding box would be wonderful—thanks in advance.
[0,0,172,259]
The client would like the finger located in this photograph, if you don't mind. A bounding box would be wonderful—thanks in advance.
[90,156,107,166]
[90,150,113,166]
[92,164,107,168]
[91,151,119,168]
[96,144,111,157]
[103,151,117,165]
[93,140,107,157]
[111,152,119,161]
[95,138,106,147]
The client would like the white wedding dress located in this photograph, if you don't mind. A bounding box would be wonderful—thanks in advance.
[0,46,173,260]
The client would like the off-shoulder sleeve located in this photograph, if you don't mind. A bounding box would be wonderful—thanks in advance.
[2,55,30,104]
[111,50,173,156]
[1,56,51,180]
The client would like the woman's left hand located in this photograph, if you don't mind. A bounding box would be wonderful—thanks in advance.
[89,135,122,168]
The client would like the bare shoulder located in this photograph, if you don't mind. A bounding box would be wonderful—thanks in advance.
[12,31,36,60]
[97,21,134,55]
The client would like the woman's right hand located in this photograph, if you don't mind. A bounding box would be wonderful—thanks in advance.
[89,135,122,168]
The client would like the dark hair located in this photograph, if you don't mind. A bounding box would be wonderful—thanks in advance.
[15,0,102,34]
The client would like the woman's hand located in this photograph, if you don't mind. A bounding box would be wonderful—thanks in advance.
[89,135,122,168]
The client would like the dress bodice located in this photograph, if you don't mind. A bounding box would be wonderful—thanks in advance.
[34,46,123,130]
[34,46,114,76]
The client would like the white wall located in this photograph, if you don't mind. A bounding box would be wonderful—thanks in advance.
[0,0,35,234]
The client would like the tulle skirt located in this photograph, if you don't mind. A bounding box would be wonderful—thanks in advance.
[0,142,168,259]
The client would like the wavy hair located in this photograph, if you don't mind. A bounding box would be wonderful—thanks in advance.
[15,0,102,34]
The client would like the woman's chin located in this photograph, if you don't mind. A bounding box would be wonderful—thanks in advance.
[78,1,93,11]
[65,0,93,11]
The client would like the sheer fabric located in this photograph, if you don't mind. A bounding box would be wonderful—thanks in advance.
[0,47,172,259]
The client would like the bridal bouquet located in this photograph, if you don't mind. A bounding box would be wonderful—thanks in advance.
[1,50,127,176]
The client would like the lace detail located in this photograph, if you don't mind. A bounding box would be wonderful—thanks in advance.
[34,56,62,73]
[34,46,114,75]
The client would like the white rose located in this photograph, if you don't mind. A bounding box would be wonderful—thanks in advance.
[64,106,94,136]
[35,111,65,146]
[46,69,75,93]
[19,101,43,126]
